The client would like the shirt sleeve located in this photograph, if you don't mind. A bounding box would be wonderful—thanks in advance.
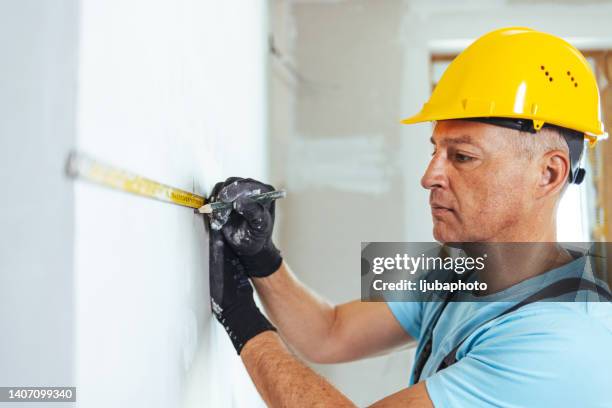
[424,306,611,408]
[386,301,423,340]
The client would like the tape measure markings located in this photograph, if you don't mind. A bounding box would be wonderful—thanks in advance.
[66,151,206,209]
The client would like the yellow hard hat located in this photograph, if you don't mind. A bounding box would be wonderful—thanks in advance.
[402,27,607,146]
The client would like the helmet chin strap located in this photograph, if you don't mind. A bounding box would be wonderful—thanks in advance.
[464,117,586,185]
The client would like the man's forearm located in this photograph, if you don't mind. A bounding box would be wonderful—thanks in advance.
[252,262,337,362]
[241,331,355,408]
[252,262,415,363]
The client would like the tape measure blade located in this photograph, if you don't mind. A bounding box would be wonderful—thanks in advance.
[67,151,206,209]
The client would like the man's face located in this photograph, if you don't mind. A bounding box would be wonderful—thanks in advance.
[422,120,538,242]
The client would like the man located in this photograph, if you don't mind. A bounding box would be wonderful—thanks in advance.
[208,27,612,407]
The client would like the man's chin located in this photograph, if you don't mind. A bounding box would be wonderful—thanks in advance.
[433,223,461,243]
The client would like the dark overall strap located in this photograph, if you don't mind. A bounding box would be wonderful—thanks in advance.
[411,293,451,383]
[436,278,612,373]
[412,270,472,383]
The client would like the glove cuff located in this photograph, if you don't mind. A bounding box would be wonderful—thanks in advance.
[240,246,283,278]
[219,299,276,354]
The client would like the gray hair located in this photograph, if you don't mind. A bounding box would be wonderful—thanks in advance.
[510,125,585,189]
[511,126,570,161]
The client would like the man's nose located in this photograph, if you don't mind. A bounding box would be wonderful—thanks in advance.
[421,153,448,190]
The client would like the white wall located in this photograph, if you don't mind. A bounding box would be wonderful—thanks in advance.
[0,2,77,406]
[1,1,270,406]
[75,1,268,407]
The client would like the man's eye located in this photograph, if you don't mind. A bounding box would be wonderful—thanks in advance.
[455,153,473,162]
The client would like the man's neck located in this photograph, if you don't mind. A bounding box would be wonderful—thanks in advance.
[461,218,572,294]
[469,243,573,294]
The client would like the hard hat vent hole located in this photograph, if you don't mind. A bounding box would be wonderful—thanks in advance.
[566,70,579,88]
[541,67,553,83]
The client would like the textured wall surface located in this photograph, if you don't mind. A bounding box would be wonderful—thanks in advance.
[268,2,418,406]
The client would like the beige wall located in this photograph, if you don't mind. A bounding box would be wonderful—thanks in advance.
[268,1,420,405]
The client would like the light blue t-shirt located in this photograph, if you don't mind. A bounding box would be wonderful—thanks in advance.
[387,255,612,408]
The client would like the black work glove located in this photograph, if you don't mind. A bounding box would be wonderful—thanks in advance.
[209,177,283,278]
[209,221,276,354]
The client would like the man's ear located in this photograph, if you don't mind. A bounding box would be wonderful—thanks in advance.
[536,150,570,198]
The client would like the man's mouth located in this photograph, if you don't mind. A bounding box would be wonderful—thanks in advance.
[430,202,454,216]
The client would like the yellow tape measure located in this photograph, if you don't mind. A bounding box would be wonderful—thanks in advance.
[66,151,206,209]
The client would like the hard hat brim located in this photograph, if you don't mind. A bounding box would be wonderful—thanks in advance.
[401,112,608,145]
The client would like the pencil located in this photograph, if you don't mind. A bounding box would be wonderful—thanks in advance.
[198,190,286,214]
